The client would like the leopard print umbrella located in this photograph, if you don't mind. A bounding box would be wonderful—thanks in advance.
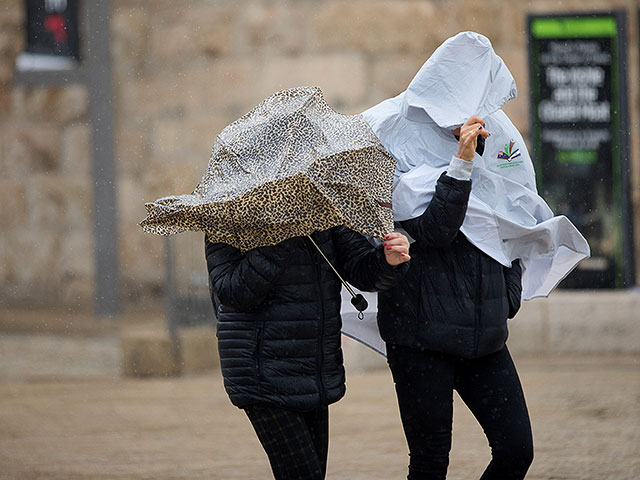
[140,86,395,252]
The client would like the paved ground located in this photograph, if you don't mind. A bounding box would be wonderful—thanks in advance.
[0,308,639,479]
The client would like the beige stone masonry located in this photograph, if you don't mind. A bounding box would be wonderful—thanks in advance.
[258,53,368,109]
[120,325,218,377]
[0,0,637,308]
[121,326,181,377]
[312,1,440,54]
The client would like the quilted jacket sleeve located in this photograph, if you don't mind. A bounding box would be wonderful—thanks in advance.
[504,258,523,319]
[400,172,471,247]
[204,236,296,311]
[331,227,409,292]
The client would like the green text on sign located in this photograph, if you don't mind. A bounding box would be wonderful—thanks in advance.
[556,150,598,165]
[531,17,617,38]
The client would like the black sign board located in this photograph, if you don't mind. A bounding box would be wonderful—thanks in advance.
[25,0,80,59]
[528,12,633,288]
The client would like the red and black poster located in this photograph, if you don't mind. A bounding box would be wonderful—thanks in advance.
[26,0,80,59]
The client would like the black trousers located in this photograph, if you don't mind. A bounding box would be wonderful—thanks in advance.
[386,344,534,480]
[244,404,329,480]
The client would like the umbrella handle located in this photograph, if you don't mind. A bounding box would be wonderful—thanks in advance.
[306,236,369,315]
[351,294,368,315]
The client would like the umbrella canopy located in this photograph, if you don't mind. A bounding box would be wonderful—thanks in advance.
[141,86,395,251]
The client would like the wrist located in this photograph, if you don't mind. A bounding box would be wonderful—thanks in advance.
[456,150,474,162]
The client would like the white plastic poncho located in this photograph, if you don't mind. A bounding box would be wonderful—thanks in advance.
[364,31,589,299]
[340,32,590,356]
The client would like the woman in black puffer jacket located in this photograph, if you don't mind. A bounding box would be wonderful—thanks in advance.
[377,117,533,480]
[205,227,409,480]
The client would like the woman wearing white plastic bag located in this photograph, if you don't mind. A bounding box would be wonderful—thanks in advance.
[365,32,589,300]
[361,32,588,479]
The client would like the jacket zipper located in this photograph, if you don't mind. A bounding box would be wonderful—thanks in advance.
[307,237,327,406]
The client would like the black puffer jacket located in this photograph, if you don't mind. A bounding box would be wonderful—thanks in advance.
[377,173,522,359]
[206,227,407,411]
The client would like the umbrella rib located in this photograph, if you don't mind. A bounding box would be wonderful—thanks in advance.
[306,235,357,298]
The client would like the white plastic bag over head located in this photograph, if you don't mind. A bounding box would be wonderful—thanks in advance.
[362,31,590,300]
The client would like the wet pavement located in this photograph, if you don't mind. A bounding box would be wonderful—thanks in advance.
[0,311,638,479]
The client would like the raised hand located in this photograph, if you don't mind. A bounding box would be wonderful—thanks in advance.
[454,115,491,161]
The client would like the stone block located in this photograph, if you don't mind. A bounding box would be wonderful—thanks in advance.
[497,44,530,131]
[111,7,150,78]
[0,1,23,26]
[0,180,27,228]
[0,25,23,85]
[121,326,181,377]
[451,0,509,46]
[115,126,151,179]
[0,89,10,117]
[236,2,309,55]
[547,291,640,354]
[140,152,204,200]
[258,53,368,110]
[183,58,259,117]
[119,176,148,226]
[507,298,550,355]
[162,4,236,59]
[183,53,368,119]
[150,114,227,163]
[340,289,640,367]
[60,274,95,307]
[189,114,230,156]
[63,178,92,228]
[2,122,61,174]
[60,226,94,280]
[0,61,10,86]
[150,117,181,158]
[150,23,199,64]
[178,326,219,374]
[370,54,427,100]
[118,187,165,289]
[312,1,440,55]
[3,227,62,300]
[61,123,91,180]
[55,85,89,123]
[191,12,235,58]
[11,85,88,123]
[0,124,26,178]
[116,76,187,121]
[29,173,69,228]
[0,233,6,285]
[120,325,219,377]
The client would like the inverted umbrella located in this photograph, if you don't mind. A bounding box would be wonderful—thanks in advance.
[141,86,396,311]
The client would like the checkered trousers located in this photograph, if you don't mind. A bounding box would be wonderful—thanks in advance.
[244,405,329,480]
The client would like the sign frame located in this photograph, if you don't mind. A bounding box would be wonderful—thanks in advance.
[527,11,634,289]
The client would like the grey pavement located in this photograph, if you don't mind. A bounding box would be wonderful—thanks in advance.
[0,309,639,479]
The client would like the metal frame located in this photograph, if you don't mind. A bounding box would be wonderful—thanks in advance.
[526,10,635,288]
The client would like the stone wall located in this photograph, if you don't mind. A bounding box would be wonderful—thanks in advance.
[0,0,639,308]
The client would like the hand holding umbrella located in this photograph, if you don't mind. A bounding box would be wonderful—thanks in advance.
[309,231,410,316]
[382,232,411,265]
